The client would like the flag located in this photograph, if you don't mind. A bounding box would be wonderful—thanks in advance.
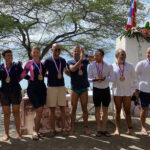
[126,0,137,30]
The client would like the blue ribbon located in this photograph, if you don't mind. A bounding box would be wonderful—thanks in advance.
[32,60,42,74]
[51,56,61,73]
[147,59,150,65]
[95,62,102,75]
[4,61,12,76]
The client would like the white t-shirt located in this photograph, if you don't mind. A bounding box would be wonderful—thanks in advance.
[135,59,150,93]
[112,62,136,96]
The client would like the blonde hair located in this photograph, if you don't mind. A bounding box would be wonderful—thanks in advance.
[32,46,40,51]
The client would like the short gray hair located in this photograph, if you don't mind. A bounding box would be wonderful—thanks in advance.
[115,48,126,58]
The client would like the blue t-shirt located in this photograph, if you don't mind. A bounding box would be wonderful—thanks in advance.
[67,58,89,90]
[44,56,66,87]
[0,62,23,93]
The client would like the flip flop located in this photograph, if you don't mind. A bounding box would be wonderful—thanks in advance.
[141,130,149,136]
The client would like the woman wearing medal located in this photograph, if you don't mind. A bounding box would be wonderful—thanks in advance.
[112,49,137,136]
[20,46,46,140]
[0,50,24,141]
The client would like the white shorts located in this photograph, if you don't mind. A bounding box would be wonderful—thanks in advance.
[46,86,66,107]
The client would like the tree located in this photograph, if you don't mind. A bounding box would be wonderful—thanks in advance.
[0,0,147,60]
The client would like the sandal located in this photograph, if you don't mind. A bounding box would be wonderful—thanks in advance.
[96,131,102,137]
[101,131,111,137]
[62,128,68,136]
[32,134,39,140]
[141,130,149,136]
[49,129,56,137]
[38,132,46,138]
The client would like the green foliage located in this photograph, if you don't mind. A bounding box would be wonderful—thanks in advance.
[145,21,150,30]
[0,14,16,34]
[120,22,150,43]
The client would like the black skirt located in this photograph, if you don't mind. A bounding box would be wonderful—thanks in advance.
[27,81,46,109]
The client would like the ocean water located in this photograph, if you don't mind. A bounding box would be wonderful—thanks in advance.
[20,50,115,89]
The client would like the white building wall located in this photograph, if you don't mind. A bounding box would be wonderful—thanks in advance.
[116,36,150,67]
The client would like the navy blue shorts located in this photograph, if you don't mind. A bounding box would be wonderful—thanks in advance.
[93,87,111,107]
[139,91,150,108]
[27,82,46,109]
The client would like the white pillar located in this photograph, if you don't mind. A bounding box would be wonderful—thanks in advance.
[116,36,150,67]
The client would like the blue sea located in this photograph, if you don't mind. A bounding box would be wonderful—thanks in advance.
[19,50,115,89]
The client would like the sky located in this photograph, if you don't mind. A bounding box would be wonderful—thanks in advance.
[137,0,150,24]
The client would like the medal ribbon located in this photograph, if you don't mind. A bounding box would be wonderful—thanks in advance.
[74,59,82,71]
[51,56,61,73]
[4,62,12,77]
[118,63,125,77]
[33,60,42,74]
[147,59,150,65]
[79,65,82,71]
[95,61,103,76]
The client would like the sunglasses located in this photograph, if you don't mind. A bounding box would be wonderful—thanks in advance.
[54,49,61,52]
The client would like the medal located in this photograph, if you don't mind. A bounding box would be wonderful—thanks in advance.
[57,72,62,79]
[33,60,43,80]
[99,74,103,79]
[118,63,125,82]
[74,59,84,76]
[6,76,10,83]
[120,76,125,81]
[38,74,43,80]
[4,62,12,83]
[51,56,62,79]
[95,61,103,79]
[78,69,83,76]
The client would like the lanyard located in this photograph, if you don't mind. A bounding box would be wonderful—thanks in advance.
[4,62,12,76]
[74,59,82,70]
[51,56,61,73]
[32,60,42,74]
[95,61,103,75]
[118,63,125,77]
